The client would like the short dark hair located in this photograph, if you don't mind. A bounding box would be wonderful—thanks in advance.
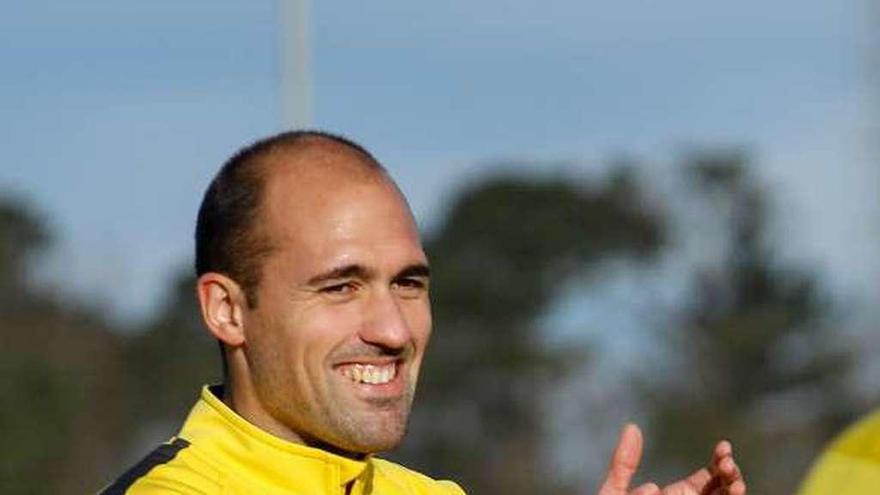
[194,130,381,307]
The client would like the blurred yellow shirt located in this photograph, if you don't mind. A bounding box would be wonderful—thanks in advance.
[798,409,880,495]
[101,386,465,495]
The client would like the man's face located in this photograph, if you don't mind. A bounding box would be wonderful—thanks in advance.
[241,157,431,455]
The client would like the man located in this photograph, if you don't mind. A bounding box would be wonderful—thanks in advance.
[102,131,746,494]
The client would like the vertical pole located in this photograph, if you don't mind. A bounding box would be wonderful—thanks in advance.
[279,0,311,129]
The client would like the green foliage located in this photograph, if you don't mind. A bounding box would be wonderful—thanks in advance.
[125,271,220,426]
[0,197,207,494]
[0,352,76,493]
[396,170,665,495]
[0,303,129,494]
[0,152,859,494]
[0,197,50,300]
[640,152,853,494]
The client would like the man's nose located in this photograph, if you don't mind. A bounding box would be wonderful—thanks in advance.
[360,288,412,351]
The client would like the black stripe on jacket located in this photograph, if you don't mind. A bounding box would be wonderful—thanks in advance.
[99,438,191,494]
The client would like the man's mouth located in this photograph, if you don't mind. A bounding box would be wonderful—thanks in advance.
[338,362,398,385]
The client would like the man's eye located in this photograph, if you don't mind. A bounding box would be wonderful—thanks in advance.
[321,283,355,295]
[393,278,427,291]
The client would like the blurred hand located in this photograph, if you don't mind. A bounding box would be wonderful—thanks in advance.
[597,424,746,495]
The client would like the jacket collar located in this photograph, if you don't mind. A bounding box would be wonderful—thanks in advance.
[179,385,370,491]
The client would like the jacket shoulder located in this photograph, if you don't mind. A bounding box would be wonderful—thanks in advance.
[99,438,221,495]
[372,458,466,495]
[798,409,880,495]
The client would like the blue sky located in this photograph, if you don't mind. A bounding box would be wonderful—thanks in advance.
[0,1,874,323]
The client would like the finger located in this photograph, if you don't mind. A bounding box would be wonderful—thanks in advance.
[630,482,660,495]
[718,456,743,483]
[683,467,713,490]
[726,479,746,495]
[659,480,703,495]
[714,441,732,463]
[598,423,644,495]
[710,440,732,473]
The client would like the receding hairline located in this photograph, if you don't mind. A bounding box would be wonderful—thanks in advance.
[249,134,389,184]
[194,131,394,286]
[246,132,414,243]
[251,137,414,236]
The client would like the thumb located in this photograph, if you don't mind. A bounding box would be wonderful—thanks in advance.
[598,423,644,495]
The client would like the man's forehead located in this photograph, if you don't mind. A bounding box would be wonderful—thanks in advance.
[259,161,427,280]
[262,160,394,214]
[256,143,416,238]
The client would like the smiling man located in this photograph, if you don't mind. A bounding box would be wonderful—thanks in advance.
[202,136,432,458]
[101,131,746,495]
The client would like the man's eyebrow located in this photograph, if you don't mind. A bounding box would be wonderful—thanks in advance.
[306,264,372,285]
[396,263,431,279]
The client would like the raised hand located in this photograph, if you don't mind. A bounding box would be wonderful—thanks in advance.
[597,423,660,495]
[597,423,746,495]
[657,440,745,495]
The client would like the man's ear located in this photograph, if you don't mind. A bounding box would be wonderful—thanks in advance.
[196,272,248,347]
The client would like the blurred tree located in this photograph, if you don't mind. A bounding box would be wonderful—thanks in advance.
[640,152,854,494]
[124,271,220,432]
[0,197,128,495]
[395,169,666,495]
[0,196,50,302]
[2,150,853,494]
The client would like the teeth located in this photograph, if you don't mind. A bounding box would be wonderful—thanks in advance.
[340,363,396,385]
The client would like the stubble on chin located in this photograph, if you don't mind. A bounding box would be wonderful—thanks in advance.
[330,387,415,453]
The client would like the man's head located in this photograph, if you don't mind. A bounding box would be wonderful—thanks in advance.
[195,131,382,306]
[194,131,432,456]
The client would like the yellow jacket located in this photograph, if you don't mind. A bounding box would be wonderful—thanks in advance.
[101,386,465,495]
[798,408,880,495]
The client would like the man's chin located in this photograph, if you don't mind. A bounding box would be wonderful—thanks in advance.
[320,379,415,453]
[329,410,410,455]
